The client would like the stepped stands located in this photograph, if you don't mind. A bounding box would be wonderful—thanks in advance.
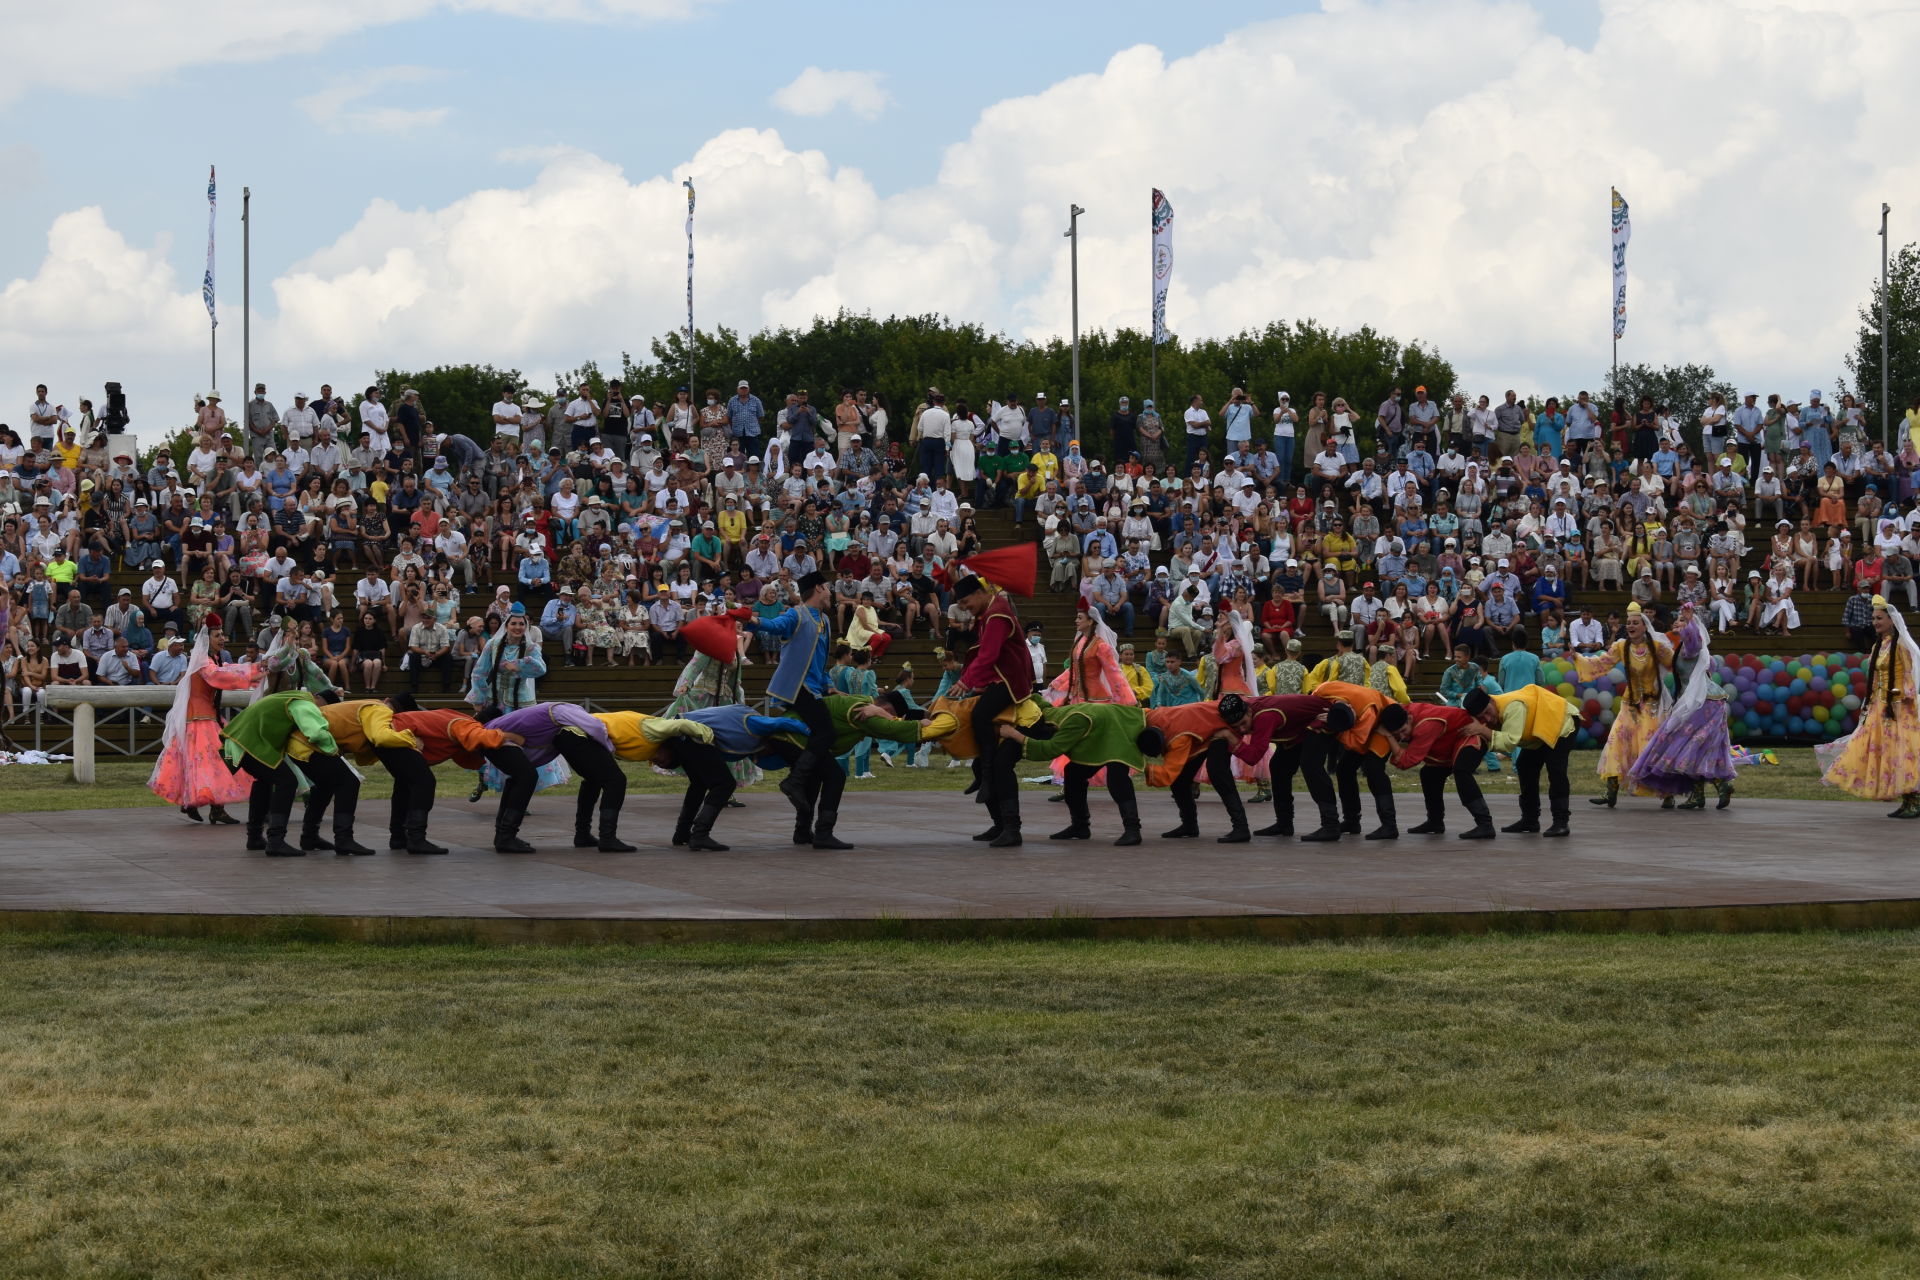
[55,507,1868,754]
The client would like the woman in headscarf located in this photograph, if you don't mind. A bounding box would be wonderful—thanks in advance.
[1574,601,1674,807]
[1627,604,1734,809]
[149,625,263,824]
[463,608,549,802]
[1819,595,1920,818]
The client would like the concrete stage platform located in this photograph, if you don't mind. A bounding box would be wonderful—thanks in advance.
[2,792,1915,944]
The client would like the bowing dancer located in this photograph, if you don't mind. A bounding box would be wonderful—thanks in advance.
[1386,702,1497,839]
[1147,692,1252,843]
[1463,684,1578,836]
[1626,604,1735,812]
[384,698,525,854]
[1304,681,1411,840]
[285,697,419,855]
[646,704,812,851]
[1227,693,1355,843]
[999,700,1165,846]
[149,626,262,825]
[591,709,730,847]
[1818,595,1920,818]
[745,573,843,829]
[474,703,628,852]
[945,572,1036,847]
[218,690,341,856]
[1574,601,1674,808]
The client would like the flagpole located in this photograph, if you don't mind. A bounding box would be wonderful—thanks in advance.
[242,187,251,415]
[1610,190,1617,393]
[204,166,218,395]
[685,178,696,426]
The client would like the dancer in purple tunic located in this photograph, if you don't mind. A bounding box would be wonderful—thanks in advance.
[475,702,631,852]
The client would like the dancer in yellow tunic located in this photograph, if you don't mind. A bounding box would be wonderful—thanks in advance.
[1818,596,1920,817]
[1574,601,1673,806]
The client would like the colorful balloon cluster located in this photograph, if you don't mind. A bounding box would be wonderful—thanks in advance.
[1536,653,1867,747]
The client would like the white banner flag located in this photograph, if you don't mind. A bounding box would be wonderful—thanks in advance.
[203,165,217,329]
[1151,188,1174,345]
[1611,187,1630,341]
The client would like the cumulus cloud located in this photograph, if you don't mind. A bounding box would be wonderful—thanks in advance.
[297,67,450,133]
[0,0,709,107]
[11,0,1920,436]
[770,68,891,121]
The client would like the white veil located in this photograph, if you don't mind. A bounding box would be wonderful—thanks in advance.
[1882,598,1920,693]
[148,626,210,786]
[1228,605,1258,691]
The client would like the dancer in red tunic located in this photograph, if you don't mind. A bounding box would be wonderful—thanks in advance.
[1386,702,1496,839]
[947,573,1034,847]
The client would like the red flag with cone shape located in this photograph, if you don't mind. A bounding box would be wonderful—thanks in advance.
[683,611,750,663]
[935,542,1037,597]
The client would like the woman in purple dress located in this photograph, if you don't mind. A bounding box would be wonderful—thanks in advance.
[1627,606,1735,809]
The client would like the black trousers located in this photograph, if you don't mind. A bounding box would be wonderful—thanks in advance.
[676,739,741,829]
[376,745,439,835]
[1515,734,1574,823]
[1334,746,1397,828]
[410,651,455,692]
[299,751,359,829]
[1271,735,1340,830]
[556,731,627,830]
[1419,745,1489,824]
[485,745,538,813]
[971,685,1020,818]
[237,754,299,820]
[1061,761,1136,821]
[1173,737,1240,807]
[790,689,838,763]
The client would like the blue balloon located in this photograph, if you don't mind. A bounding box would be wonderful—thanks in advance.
[1790,679,1808,696]
[1744,710,1761,727]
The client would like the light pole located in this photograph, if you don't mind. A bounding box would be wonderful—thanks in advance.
[1065,204,1084,428]
[1882,202,1891,451]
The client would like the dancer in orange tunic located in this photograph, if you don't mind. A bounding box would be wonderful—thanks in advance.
[149,626,263,824]
[1146,693,1251,842]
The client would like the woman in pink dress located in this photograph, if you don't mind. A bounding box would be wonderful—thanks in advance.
[148,626,264,823]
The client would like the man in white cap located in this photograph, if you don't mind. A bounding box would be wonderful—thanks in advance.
[141,559,181,631]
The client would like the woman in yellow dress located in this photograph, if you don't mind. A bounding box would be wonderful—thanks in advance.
[1575,601,1673,806]
[1818,596,1920,817]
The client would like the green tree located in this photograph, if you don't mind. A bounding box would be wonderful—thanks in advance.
[1845,242,1920,442]
[545,310,1452,461]
[1600,362,1737,451]
[368,363,525,443]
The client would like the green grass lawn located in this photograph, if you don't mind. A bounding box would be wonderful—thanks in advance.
[4,931,1920,1277]
[0,746,1841,814]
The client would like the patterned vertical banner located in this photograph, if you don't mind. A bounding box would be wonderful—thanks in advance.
[203,166,218,329]
[1611,187,1631,341]
[684,179,696,356]
[1151,188,1174,345]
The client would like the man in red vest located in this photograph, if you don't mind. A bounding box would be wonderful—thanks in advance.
[1228,693,1354,843]
[1386,702,1496,839]
[946,573,1033,847]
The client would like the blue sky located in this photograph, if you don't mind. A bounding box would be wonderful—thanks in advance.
[0,0,1600,316]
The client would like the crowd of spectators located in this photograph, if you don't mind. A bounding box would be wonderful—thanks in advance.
[5,369,1920,723]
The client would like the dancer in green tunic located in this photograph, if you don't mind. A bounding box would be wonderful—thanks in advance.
[998,702,1166,847]
[219,690,341,857]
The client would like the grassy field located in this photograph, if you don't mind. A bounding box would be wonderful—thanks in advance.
[4,930,1920,1277]
[0,747,1841,814]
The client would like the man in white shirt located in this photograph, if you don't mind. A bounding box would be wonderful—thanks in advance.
[1312,445,1349,483]
[991,395,1029,447]
[1569,606,1607,653]
[1211,458,1253,494]
[308,428,342,478]
[803,444,838,475]
[564,384,600,448]
[1344,457,1385,503]
[140,561,181,628]
[492,385,524,443]
[1181,395,1211,471]
[283,393,319,446]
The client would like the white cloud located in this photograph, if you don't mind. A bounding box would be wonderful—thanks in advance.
[770,68,891,121]
[297,67,450,133]
[0,0,710,108]
[11,0,1920,440]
